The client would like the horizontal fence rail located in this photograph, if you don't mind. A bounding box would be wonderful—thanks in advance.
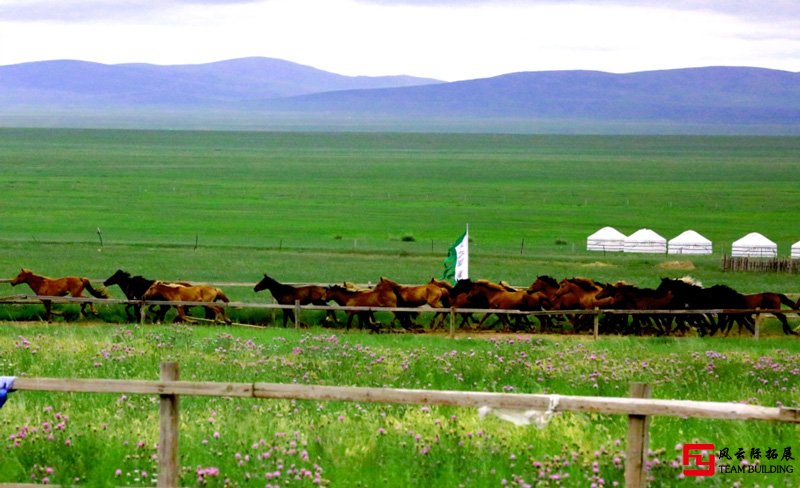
[12,377,800,423]
[3,293,799,317]
[5,364,800,487]
[2,294,799,340]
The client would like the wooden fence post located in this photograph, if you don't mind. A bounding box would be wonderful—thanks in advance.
[449,307,455,338]
[754,309,761,340]
[158,362,180,488]
[140,301,146,326]
[294,300,300,329]
[625,382,652,488]
[593,307,600,340]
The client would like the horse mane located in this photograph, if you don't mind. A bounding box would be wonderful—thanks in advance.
[343,281,371,291]
[570,277,600,292]
[678,275,703,287]
[498,280,519,291]
[154,281,184,289]
[428,278,453,290]
[377,276,401,289]
[536,275,559,287]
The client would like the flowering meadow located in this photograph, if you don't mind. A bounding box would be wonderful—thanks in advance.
[1,323,799,487]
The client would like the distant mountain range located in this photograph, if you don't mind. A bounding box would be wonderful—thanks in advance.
[1,57,799,134]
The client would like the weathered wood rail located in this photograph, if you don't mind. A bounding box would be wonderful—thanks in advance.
[4,363,800,487]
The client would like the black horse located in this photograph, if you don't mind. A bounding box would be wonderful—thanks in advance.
[254,273,331,327]
[103,269,170,322]
[656,278,753,336]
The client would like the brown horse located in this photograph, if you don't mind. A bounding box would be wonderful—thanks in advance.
[142,281,231,324]
[448,279,547,331]
[553,277,613,332]
[254,273,330,327]
[10,268,109,322]
[527,275,562,331]
[325,283,398,331]
[375,277,447,328]
[741,292,797,335]
[474,280,549,331]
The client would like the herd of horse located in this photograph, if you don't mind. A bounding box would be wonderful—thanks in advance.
[6,268,800,336]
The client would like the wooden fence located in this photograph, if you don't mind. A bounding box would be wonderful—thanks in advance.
[4,362,800,487]
[2,293,799,339]
[3,293,800,337]
[721,255,800,273]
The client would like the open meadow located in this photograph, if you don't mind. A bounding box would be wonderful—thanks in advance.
[2,128,800,290]
[1,129,800,486]
[1,324,799,487]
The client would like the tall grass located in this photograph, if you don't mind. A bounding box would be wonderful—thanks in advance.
[1,324,798,486]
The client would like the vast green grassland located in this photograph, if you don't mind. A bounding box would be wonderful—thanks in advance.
[1,129,800,486]
[1,128,800,292]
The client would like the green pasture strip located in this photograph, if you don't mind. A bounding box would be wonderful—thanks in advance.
[2,129,800,251]
[3,240,800,299]
[2,128,800,327]
[0,325,798,486]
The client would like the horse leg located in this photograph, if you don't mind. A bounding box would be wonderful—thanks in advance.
[155,305,171,323]
[173,306,189,323]
[125,303,137,322]
[215,306,231,325]
[282,309,291,328]
[774,313,797,335]
[43,299,53,323]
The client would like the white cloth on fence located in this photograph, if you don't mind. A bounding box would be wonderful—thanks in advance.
[478,395,560,428]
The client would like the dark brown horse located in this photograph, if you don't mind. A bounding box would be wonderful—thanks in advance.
[741,292,797,335]
[10,268,109,322]
[325,283,398,331]
[595,283,674,335]
[254,273,330,327]
[142,282,231,324]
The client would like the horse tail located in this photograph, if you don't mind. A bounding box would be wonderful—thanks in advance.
[778,293,795,309]
[214,289,230,303]
[84,279,110,298]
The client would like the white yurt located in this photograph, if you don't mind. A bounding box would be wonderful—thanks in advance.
[791,240,800,259]
[587,226,626,252]
[668,230,713,255]
[624,228,667,254]
[731,232,777,257]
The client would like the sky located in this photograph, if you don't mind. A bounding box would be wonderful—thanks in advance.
[0,0,798,81]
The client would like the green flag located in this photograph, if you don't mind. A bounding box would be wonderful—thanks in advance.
[442,227,469,284]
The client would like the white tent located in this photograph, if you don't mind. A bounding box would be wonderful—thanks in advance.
[731,232,777,257]
[587,226,626,252]
[668,230,712,255]
[624,228,667,254]
[791,240,800,259]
